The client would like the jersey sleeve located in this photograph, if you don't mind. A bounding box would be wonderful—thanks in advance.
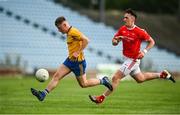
[139,29,151,41]
[114,27,122,37]
[70,28,83,40]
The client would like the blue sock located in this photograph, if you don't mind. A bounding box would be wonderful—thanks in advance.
[41,91,46,97]
[100,79,104,85]
[42,89,49,96]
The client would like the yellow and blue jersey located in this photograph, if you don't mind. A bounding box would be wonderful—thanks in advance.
[66,26,84,61]
[63,26,86,77]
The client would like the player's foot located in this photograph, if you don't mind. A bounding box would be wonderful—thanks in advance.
[31,88,46,101]
[89,95,105,104]
[102,76,113,91]
[160,70,175,83]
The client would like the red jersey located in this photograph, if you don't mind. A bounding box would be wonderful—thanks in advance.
[114,25,150,59]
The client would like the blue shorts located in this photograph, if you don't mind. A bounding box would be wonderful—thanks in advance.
[63,58,86,77]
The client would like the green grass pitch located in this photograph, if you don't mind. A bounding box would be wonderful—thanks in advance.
[0,75,180,114]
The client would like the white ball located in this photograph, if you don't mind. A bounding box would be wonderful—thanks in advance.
[35,68,49,82]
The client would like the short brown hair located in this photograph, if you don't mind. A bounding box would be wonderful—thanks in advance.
[125,8,137,19]
[55,16,66,27]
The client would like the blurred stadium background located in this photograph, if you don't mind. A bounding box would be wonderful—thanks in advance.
[0,0,180,114]
[0,0,180,75]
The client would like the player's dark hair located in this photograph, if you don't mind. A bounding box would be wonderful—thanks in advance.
[125,8,137,19]
[55,16,66,27]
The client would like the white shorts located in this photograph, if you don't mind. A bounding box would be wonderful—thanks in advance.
[119,56,141,76]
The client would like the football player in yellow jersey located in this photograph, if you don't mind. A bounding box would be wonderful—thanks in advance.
[31,16,113,101]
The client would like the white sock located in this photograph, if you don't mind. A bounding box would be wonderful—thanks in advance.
[102,94,106,97]
[43,89,49,95]
[158,73,161,78]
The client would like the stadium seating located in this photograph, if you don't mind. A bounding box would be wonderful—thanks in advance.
[0,0,180,73]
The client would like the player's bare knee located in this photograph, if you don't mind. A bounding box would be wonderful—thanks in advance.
[80,84,87,88]
[79,82,88,88]
[133,73,146,83]
[137,80,143,83]
[136,78,145,83]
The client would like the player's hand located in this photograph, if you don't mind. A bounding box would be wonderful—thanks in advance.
[137,51,145,59]
[112,38,119,46]
[112,36,123,46]
[114,36,124,41]
[73,51,80,58]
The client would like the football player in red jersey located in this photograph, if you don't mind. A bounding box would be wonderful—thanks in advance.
[89,8,175,104]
